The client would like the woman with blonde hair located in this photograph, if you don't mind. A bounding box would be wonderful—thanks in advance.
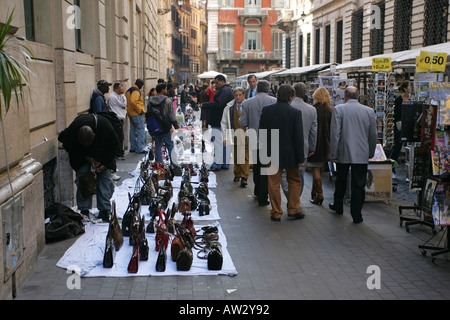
[308,87,333,205]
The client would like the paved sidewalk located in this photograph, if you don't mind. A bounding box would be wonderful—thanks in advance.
[15,153,450,300]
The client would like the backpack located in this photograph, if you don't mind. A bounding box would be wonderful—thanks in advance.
[146,99,172,134]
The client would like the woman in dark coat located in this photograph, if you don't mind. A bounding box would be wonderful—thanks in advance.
[308,87,333,205]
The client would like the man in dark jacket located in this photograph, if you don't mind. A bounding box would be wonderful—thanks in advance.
[259,84,305,222]
[201,74,235,171]
[147,83,180,164]
[58,113,120,222]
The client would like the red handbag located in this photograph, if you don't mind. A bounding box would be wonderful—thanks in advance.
[127,236,140,274]
[155,210,169,251]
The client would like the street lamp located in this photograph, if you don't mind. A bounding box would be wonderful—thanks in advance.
[301,11,306,23]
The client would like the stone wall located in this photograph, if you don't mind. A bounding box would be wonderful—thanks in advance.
[0,0,167,299]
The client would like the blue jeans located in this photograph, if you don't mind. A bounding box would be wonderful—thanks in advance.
[76,163,115,212]
[154,132,175,165]
[129,115,146,152]
[211,127,230,169]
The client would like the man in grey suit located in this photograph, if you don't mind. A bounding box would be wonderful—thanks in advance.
[329,86,377,224]
[281,82,317,200]
[239,80,277,206]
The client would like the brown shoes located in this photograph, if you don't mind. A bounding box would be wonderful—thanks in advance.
[288,212,306,220]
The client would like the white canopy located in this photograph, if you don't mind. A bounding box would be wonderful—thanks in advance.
[242,69,286,79]
[274,63,335,76]
[197,71,227,79]
[336,42,450,72]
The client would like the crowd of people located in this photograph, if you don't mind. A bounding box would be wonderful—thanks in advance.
[58,74,377,225]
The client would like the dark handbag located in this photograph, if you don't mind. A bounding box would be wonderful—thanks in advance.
[122,193,140,237]
[156,234,167,272]
[79,170,97,198]
[170,165,182,177]
[166,204,177,234]
[103,224,116,268]
[207,242,223,271]
[177,247,193,271]
[111,201,123,251]
[129,211,140,247]
[146,197,164,233]
[139,215,149,261]
[198,201,210,216]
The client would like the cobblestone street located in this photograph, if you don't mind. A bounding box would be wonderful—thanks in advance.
[15,153,450,301]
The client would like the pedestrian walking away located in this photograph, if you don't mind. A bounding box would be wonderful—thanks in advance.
[259,84,305,222]
[329,86,377,224]
[281,82,317,203]
[238,80,277,206]
[147,83,180,165]
[308,87,333,206]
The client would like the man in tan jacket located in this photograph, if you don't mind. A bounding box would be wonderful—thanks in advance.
[126,79,147,154]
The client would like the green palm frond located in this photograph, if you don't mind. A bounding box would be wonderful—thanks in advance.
[0,8,36,120]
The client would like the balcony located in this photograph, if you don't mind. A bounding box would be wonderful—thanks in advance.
[237,7,269,26]
[218,50,282,63]
[275,9,294,32]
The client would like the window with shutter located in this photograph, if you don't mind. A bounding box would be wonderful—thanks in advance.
[273,31,283,59]
[393,0,412,52]
[423,0,448,46]
[221,30,233,59]
[298,34,303,67]
[336,20,343,64]
[315,28,321,64]
[306,33,311,65]
[248,31,257,50]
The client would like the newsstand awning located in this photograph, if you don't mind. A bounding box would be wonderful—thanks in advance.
[247,69,285,79]
[274,63,336,76]
[197,71,227,79]
[336,42,450,72]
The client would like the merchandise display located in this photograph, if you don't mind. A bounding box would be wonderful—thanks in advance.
[57,115,237,277]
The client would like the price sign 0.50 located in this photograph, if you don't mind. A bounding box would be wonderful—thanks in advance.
[372,57,392,72]
[417,51,447,72]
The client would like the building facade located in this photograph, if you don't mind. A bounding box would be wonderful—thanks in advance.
[207,0,284,78]
[277,0,450,71]
[189,0,206,84]
[0,0,167,300]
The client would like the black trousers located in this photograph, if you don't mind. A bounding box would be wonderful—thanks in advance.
[333,163,368,221]
[252,150,268,202]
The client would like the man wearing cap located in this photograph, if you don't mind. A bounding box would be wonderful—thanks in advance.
[90,80,112,114]
[126,79,147,154]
